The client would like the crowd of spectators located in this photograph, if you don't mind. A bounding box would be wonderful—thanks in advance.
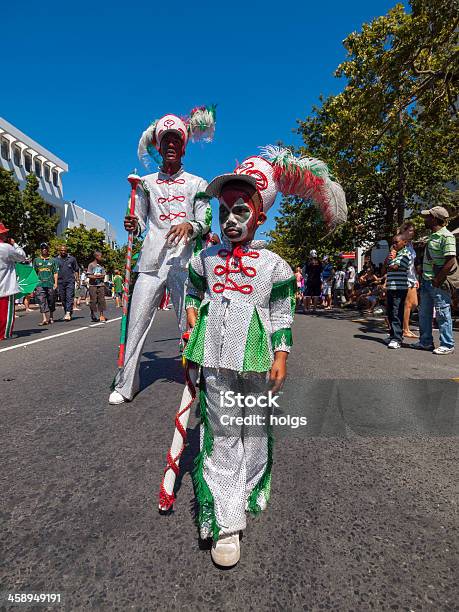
[0,222,124,339]
[294,206,457,355]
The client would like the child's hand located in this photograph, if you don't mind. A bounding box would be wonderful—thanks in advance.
[186,308,198,329]
[269,352,288,394]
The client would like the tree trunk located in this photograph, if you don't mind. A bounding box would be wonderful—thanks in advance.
[396,109,406,227]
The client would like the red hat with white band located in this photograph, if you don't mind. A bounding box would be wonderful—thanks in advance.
[138,105,216,168]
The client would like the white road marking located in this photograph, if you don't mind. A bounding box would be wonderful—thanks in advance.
[0,317,122,353]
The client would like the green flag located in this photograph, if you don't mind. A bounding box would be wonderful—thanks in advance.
[15,263,40,298]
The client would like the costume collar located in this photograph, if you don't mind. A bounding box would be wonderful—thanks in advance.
[158,165,184,179]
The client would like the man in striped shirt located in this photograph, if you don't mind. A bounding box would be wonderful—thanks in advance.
[385,234,413,349]
[412,206,456,355]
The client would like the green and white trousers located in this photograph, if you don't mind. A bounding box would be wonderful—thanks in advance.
[194,367,273,540]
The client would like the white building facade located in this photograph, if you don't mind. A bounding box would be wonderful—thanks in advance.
[0,117,116,247]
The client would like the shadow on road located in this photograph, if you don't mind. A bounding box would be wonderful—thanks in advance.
[139,350,184,390]
[353,333,387,345]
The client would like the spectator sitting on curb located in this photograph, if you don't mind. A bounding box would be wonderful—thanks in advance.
[33,242,58,326]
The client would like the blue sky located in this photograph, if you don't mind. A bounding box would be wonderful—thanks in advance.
[3,0,400,243]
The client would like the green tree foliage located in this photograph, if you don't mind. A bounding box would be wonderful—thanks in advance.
[0,169,129,270]
[270,0,458,264]
[49,224,141,274]
[108,237,143,273]
[22,173,60,254]
[0,168,27,244]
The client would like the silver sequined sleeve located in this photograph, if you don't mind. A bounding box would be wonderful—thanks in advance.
[189,178,211,240]
[269,258,295,353]
[185,251,206,310]
[131,183,150,236]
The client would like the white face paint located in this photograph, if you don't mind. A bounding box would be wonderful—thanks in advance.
[219,196,255,243]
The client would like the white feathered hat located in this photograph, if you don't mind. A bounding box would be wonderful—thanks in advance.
[137,105,216,168]
[206,146,347,230]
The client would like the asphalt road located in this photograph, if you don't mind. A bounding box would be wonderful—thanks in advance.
[1,303,457,611]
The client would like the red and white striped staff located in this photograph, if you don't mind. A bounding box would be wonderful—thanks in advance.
[159,331,198,511]
[117,172,141,368]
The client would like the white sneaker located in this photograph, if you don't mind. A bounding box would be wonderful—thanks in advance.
[433,346,455,355]
[388,340,401,349]
[211,533,240,567]
[63,312,71,321]
[109,390,127,404]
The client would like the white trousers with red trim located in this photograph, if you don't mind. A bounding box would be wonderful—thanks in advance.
[114,266,188,400]
[0,294,15,340]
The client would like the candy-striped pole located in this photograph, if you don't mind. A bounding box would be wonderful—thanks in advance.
[117,172,141,368]
[159,331,198,511]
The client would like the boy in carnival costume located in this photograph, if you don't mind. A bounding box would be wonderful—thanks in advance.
[184,146,347,567]
[109,106,216,405]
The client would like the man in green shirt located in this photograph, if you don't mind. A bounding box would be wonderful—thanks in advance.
[412,206,456,355]
[33,243,58,325]
[113,269,123,308]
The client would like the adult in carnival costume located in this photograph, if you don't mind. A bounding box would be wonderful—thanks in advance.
[109,107,216,405]
[183,146,347,567]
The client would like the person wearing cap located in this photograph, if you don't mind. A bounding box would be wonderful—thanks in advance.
[0,223,26,340]
[33,243,58,326]
[183,146,346,567]
[412,206,456,355]
[109,107,216,405]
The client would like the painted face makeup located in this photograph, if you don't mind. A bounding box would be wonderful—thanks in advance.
[219,187,258,243]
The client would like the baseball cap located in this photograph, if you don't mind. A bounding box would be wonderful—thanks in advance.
[420,206,449,220]
[310,249,317,257]
[40,242,49,248]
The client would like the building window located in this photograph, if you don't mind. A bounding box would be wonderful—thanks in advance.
[34,159,42,177]
[44,164,50,182]
[24,152,32,173]
[13,145,21,167]
[1,137,10,160]
[52,169,59,187]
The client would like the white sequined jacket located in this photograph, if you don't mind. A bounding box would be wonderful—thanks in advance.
[183,239,295,372]
[132,167,211,272]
